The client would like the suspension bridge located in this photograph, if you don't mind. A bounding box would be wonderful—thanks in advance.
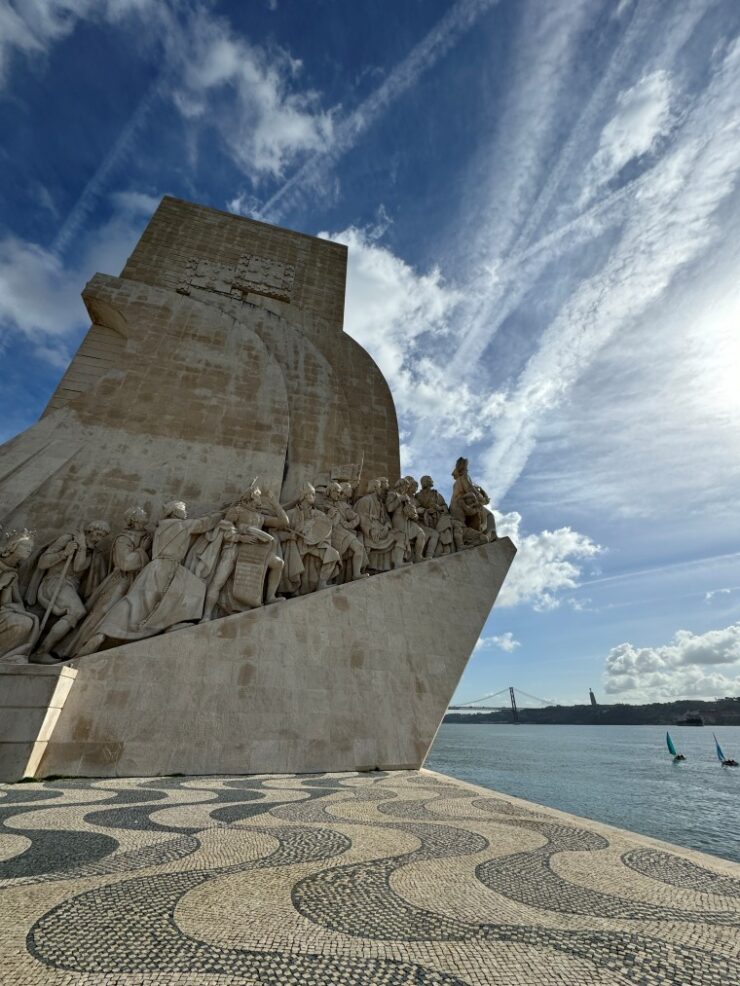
[448,687,553,722]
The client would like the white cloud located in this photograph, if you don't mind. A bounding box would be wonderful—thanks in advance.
[108,190,162,216]
[336,224,458,376]
[495,510,601,611]
[0,190,154,354]
[328,224,496,456]
[579,70,674,205]
[1,1,335,214]
[329,224,602,613]
[476,632,521,652]
[604,623,740,700]
[460,0,596,257]
[0,237,81,341]
[168,8,334,180]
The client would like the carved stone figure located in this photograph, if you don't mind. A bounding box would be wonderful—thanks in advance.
[355,477,405,573]
[190,521,277,621]
[386,477,426,563]
[0,529,39,662]
[210,482,290,615]
[80,501,222,649]
[325,481,367,582]
[27,519,111,658]
[403,476,439,559]
[65,507,152,658]
[281,483,341,594]
[450,457,497,546]
[415,475,462,556]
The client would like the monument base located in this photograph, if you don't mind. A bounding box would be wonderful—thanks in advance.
[5,538,514,780]
[0,664,77,781]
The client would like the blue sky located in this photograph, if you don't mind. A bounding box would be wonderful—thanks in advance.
[1,0,740,705]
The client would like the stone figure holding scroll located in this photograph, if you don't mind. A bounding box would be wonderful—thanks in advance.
[66,507,152,657]
[281,483,341,594]
[0,529,39,662]
[82,500,223,648]
[450,457,497,546]
[27,519,111,658]
[355,477,405,573]
[325,480,367,582]
[415,475,462,556]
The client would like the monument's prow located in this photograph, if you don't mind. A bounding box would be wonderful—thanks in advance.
[32,539,515,779]
[0,197,516,781]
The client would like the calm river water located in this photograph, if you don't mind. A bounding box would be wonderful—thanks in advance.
[426,723,740,864]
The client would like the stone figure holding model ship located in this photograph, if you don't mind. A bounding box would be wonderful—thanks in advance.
[450,457,497,546]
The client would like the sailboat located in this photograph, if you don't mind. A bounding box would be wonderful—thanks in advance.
[713,733,738,767]
[666,731,686,762]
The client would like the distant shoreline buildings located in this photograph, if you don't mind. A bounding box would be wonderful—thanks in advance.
[444,696,740,726]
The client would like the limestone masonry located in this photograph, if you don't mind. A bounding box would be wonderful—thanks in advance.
[0,198,515,780]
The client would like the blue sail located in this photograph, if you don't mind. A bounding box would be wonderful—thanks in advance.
[714,733,726,763]
[666,732,677,756]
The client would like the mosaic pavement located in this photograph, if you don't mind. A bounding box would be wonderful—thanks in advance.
[1,770,738,985]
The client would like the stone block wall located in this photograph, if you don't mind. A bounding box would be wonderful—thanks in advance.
[0,665,77,780]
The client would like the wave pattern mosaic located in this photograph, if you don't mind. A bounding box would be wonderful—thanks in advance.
[1,771,738,985]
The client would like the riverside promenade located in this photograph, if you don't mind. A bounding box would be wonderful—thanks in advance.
[1,769,738,985]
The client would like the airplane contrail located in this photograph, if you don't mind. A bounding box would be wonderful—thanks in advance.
[258,0,501,223]
[51,80,162,257]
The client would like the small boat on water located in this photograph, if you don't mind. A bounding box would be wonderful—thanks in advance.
[675,712,704,726]
[713,733,738,767]
[666,731,686,762]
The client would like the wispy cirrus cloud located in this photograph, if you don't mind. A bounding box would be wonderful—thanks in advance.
[0,0,155,87]
[481,33,740,503]
[446,0,718,382]
[577,69,675,207]
[257,0,501,222]
[7,2,339,260]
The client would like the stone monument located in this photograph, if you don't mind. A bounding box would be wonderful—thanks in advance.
[0,197,515,780]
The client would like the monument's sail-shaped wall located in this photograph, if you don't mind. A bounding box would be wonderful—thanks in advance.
[0,197,400,543]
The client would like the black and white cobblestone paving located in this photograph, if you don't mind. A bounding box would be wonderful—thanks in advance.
[0,770,738,985]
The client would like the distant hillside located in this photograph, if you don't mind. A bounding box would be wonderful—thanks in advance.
[443,696,740,726]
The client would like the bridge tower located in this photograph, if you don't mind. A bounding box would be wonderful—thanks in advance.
[509,686,519,723]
